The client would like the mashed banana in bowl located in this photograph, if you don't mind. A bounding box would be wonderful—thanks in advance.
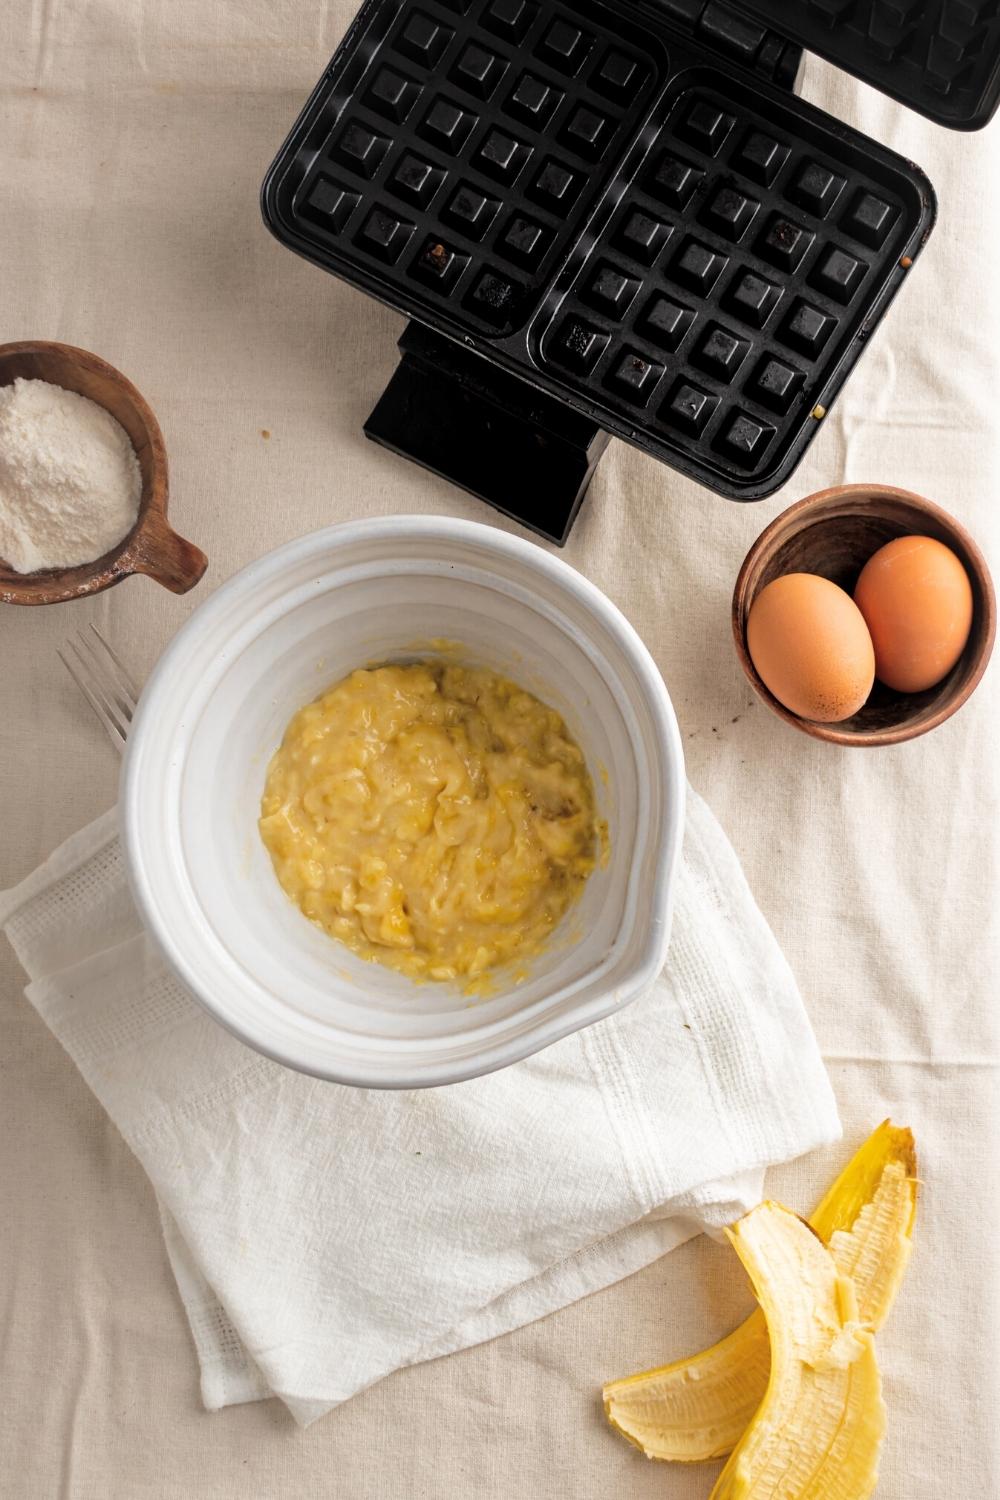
[259,659,605,990]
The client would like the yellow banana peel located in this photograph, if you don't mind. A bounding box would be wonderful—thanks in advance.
[811,1120,918,1253]
[603,1121,916,1463]
[709,1202,885,1500]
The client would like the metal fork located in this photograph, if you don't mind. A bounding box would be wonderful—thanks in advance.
[58,625,138,754]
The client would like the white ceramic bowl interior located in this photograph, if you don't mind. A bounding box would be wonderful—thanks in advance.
[122,517,685,1087]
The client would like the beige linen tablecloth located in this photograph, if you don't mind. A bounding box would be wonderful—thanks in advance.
[1,5,998,1496]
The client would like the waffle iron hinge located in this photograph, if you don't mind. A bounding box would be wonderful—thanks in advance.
[363,10,803,545]
[679,1,804,93]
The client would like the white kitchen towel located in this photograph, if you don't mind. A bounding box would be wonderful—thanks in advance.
[0,785,839,1427]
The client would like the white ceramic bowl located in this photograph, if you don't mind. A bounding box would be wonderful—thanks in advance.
[122,516,685,1088]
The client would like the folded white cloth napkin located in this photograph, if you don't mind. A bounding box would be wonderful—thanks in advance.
[0,786,838,1426]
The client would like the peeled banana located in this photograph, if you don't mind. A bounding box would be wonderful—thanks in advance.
[603,1122,916,1463]
[709,1202,885,1500]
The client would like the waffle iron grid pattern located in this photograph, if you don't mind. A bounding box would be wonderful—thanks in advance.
[265,0,935,499]
[745,0,1000,127]
[538,78,916,487]
[294,0,661,337]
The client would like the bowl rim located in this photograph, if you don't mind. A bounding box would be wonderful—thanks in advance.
[732,482,997,747]
[121,514,686,1088]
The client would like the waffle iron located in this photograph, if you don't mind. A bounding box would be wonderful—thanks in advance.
[263,1,999,542]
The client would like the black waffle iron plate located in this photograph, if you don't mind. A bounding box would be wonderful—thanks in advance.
[262,2,998,541]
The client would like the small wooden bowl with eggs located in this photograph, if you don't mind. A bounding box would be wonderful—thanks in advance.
[732,484,996,747]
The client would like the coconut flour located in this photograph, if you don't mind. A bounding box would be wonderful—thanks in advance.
[0,377,142,574]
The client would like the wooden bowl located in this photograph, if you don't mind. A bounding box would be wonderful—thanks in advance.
[0,340,207,605]
[732,484,996,746]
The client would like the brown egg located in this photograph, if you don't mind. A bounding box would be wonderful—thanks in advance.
[854,535,973,693]
[747,573,875,723]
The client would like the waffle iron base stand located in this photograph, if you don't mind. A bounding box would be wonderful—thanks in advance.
[364,10,804,545]
[364,322,611,544]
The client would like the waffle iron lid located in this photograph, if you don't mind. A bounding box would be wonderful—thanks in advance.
[731,0,1000,129]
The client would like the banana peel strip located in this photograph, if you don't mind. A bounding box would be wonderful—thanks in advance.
[603,1121,916,1463]
[709,1202,885,1500]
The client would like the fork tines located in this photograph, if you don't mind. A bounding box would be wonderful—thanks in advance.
[58,624,138,752]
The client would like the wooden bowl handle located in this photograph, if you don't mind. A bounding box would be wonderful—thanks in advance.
[125,513,208,595]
